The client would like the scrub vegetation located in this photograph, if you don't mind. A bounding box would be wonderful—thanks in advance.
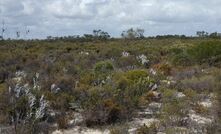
[0,37,221,134]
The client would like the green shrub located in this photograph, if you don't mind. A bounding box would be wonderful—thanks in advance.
[84,98,124,126]
[49,92,74,110]
[194,103,208,114]
[183,89,197,98]
[172,51,192,66]
[188,41,221,64]
[180,75,215,91]
[161,100,189,127]
[115,75,129,90]
[79,71,95,86]
[170,48,184,55]
[154,63,172,75]
[94,60,114,74]
[165,127,189,134]
[116,56,139,69]
[124,69,148,82]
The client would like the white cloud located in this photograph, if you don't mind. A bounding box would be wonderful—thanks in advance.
[1,0,221,38]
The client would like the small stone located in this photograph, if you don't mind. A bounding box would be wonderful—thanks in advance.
[52,130,63,134]
[148,102,162,109]
[199,99,212,108]
[132,118,160,127]
[175,92,186,98]
[128,128,137,134]
[188,113,213,125]
[151,84,158,91]
[51,84,60,93]
[157,132,166,134]
[150,68,157,75]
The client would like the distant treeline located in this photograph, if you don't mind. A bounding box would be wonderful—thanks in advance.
[1,28,221,41]
[45,29,221,41]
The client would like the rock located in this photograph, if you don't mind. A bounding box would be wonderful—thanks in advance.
[55,126,110,134]
[80,51,89,55]
[157,132,166,134]
[128,128,137,134]
[138,108,154,117]
[63,67,68,73]
[150,68,157,75]
[161,76,177,86]
[175,92,186,98]
[0,125,14,134]
[52,130,63,134]
[15,70,27,78]
[151,84,158,91]
[188,113,213,125]
[149,102,162,110]
[209,93,215,99]
[170,127,189,133]
[189,110,196,114]
[199,99,212,108]
[68,113,84,126]
[161,80,176,86]
[131,118,160,128]
[47,110,61,123]
[69,102,82,112]
[12,71,27,83]
[12,77,23,83]
[51,84,60,93]
[138,102,161,118]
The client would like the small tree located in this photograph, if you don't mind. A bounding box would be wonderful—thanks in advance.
[196,31,208,37]
[1,21,6,40]
[136,28,145,38]
[121,28,145,39]
[209,32,221,38]
[92,29,110,40]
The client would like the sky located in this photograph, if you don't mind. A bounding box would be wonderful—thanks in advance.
[1,0,221,39]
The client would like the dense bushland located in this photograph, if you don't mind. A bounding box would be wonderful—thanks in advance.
[0,38,220,133]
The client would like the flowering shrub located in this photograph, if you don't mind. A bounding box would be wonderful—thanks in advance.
[137,54,149,66]
[7,72,49,133]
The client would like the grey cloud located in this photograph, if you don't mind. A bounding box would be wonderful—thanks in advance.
[0,0,221,39]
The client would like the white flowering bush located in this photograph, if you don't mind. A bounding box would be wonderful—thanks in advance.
[122,51,130,57]
[137,54,149,66]
[8,72,49,133]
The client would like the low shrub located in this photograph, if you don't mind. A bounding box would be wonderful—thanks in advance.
[172,51,192,66]
[188,41,221,65]
[183,89,197,98]
[94,61,114,84]
[194,103,208,114]
[110,125,129,134]
[116,56,138,69]
[180,75,215,91]
[153,63,172,75]
[57,114,69,129]
[124,69,148,83]
[165,127,189,134]
[84,99,123,126]
[49,92,74,110]
[115,75,129,90]
[94,60,114,74]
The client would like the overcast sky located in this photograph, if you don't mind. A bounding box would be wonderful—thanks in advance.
[1,0,221,39]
